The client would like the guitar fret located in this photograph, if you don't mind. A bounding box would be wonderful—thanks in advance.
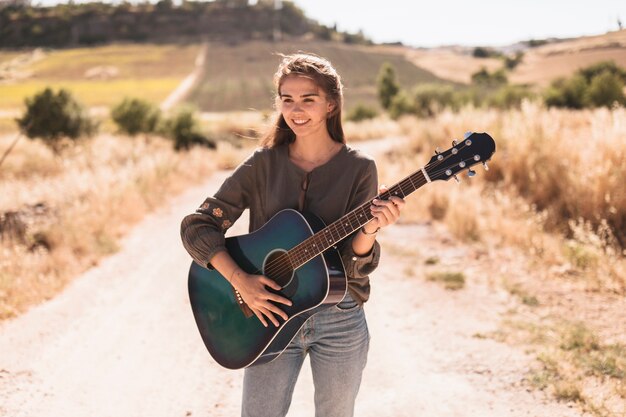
[287,163,437,269]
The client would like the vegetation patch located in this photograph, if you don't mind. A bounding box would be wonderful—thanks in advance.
[426,271,465,290]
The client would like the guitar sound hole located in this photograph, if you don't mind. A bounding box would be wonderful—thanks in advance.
[263,249,297,297]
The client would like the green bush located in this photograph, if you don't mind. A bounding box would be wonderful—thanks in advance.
[544,75,588,109]
[471,68,508,87]
[472,47,501,59]
[162,108,215,151]
[345,103,378,122]
[16,87,96,151]
[578,61,626,84]
[586,71,626,108]
[377,62,400,110]
[388,91,414,120]
[544,61,626,109]
[111,98,160,136]
[488,85,534,109]
[411,84,458,117]
[504,52,524,70]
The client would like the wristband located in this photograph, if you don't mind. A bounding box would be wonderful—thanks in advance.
[361,226,380,235]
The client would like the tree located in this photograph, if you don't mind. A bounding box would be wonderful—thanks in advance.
[377,62,400,110]
[111,98,160,136]
[16,87,96,152]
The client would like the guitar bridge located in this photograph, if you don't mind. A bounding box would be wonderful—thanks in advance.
[232,287,254,318]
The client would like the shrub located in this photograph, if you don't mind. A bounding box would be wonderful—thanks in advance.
[488,85,534,109]
[345,103,378,122]
[16,87,96,151]
[411,84,458,117]
[585,70,626,108]
[577,61,626,84]
[471,68,508,87]
[111,98,161,136]
[504,51,524,70]
[544,75,588,109]
[388,91,414,120]
[544,61,626,109]
[162,108,215,151]
[472,46,501,58]
[377,62,400,110]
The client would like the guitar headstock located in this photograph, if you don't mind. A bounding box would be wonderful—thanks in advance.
[425,132,496,182]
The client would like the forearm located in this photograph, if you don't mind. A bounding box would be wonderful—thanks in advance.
[351,224,378,256]
[208,250,244,289]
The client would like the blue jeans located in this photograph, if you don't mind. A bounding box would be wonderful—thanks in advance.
[242,293,370,417]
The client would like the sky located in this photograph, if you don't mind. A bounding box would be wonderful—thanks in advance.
[292,0,626,47]
[27,0,626,48]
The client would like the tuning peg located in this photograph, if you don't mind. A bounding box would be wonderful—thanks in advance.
[464,131,473,139]
[453,175,460,183]
[468,169,476,177]
[482,162,489,171]
[452,139,458,146]
[434,147,441,155]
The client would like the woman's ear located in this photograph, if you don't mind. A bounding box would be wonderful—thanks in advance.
[327,101,336,114]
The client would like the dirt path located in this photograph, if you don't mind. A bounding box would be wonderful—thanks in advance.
[0,141,584,417]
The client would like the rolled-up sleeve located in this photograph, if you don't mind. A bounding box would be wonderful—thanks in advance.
[338,159,381,279]
[180,153,256,268]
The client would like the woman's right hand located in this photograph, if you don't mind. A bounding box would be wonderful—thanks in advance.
[230,270,292,327]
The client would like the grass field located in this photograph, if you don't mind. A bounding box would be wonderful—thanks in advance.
[188,40,450,112]
[0,43,201,109]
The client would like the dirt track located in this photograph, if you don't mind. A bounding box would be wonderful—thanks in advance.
[0,141,585,417]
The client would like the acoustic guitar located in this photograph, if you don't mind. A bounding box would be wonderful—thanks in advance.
[188,132,496,369]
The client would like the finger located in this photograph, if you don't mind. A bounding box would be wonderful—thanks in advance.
[263,302,289,321]
[372,205,394,225]
[259,307,280,327]
[389,196,406,208]
[267,292,292,307]
[252,308,268,327]
[261,276,282,291]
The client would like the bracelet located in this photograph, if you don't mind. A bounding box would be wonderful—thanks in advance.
[229,268,240,285]
[361,226,380,235]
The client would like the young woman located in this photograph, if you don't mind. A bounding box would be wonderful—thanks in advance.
[181,53,404,417]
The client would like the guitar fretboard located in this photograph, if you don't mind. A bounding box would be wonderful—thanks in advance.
[286,168,429,269]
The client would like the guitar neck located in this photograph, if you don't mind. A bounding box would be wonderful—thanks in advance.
[287,167,431,269]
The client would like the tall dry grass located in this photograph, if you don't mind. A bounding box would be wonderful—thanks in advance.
[379,102,626,293]
[0,133,220,319]
[374,103,626,415]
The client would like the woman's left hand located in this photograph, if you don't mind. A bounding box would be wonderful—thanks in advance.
[365,185,406,233]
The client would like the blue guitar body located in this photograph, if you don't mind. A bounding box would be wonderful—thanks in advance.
[188,209,347,370]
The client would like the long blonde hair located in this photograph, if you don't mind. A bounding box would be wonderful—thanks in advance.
[261,53,345,148]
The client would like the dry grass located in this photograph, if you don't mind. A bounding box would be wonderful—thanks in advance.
[369,103,626,416]
[378,102,626,293]
[0,133,219,319]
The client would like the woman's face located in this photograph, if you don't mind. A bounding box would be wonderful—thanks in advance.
[279,75,334,140]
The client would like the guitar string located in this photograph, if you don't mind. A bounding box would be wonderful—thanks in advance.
[270,141,470,272]
[262,150,478,279]
[261,144,481,279]
[261,149,482,280]
[264,155,476,278]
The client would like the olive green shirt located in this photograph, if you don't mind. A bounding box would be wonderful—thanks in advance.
[180,143,381,304]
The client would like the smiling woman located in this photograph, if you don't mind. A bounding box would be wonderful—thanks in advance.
[180,53,406,416]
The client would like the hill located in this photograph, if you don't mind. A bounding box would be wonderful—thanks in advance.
[404,30,626,87]
[187,41,449,112]
[509,29,626,86]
